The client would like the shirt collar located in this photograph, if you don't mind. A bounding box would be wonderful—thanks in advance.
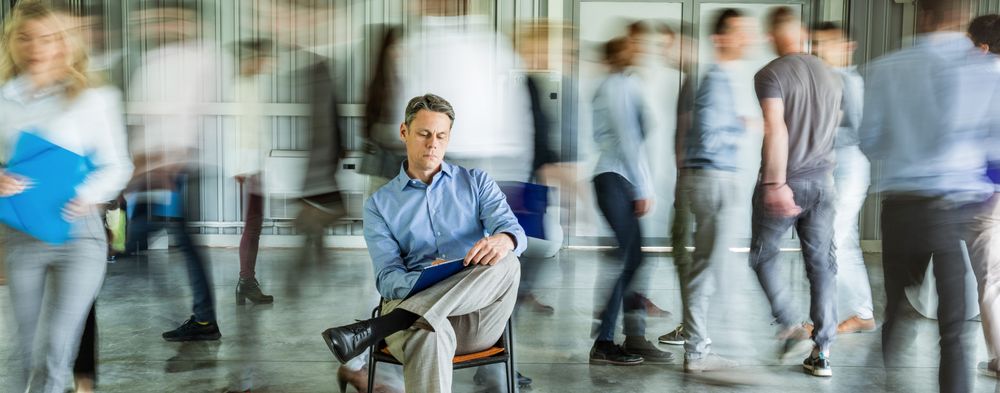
[395,160,454,190]
[1,75,68,103]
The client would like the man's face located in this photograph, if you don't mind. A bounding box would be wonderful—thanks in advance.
[715,17,755,58]
[769,22,803,53]
[400,110,452,173]
[812,29,853,67]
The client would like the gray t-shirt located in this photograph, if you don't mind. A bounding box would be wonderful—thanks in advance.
[754,54,842,180]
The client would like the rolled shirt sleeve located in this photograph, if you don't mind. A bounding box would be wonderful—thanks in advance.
[364,197,420,299]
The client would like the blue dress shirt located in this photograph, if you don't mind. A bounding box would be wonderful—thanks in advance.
[591,73,653,199]
[860,32,1000,204]
[364,161,527,299]
[682,64,745,172]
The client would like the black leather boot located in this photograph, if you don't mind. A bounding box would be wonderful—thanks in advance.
[236,278,274,305]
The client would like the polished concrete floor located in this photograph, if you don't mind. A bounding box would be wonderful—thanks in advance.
[1,246,999,392]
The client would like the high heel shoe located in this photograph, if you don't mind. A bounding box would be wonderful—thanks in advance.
[236,278,274,305]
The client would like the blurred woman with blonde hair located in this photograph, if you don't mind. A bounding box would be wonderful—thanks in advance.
[0,2,132,391]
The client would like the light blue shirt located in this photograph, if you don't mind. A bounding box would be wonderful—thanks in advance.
[363,161,527,299]
[682,64,745,172]
[860,32,1000,203]
[592,73,653,199]
[834,66,864,148]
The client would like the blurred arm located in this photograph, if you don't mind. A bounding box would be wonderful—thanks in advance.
[75,88,135,204]
[759,98,789,184]
[476,171,527,255]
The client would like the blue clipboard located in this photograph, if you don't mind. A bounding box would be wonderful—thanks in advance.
[405,258,468,298]
[0,131,94,245]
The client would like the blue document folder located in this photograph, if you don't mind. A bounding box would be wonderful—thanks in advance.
[0,132,94,244]
[406,258,468,298]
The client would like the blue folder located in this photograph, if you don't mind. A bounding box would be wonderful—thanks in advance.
[405,258,468,298]
[0,132,94,244]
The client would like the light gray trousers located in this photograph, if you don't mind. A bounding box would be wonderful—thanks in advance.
[5,213,108,393]
[676,169,739,359]
[383,253,520,393]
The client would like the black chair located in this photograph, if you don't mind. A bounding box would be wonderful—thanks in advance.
[365,302,517,393]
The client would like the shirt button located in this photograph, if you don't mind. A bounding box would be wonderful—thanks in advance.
[436,232,441,236]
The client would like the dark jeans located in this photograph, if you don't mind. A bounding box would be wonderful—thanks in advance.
[881,196,981,393]
[749,176,837,351]
[126,177,216,323]
[593,172,647,341]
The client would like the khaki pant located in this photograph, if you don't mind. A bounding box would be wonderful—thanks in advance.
[383,254,520,393]
[971,194,1000,361]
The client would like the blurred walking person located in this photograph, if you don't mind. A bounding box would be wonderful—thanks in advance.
[230,38,275,305]
[749,7,842,377]
[963,13,1000,378]
[588,37,673,366]
[860,1,1000,391]
[673,9,753,373]
[125,0,223,342]
[0,3,132,391]
[811,22,876,334]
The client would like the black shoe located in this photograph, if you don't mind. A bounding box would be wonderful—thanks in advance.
[589,342,644,366]
[622,336,675,364]
[322,320,375,363]
[162,316,221,342]
[236,278,274,305]
[517,372,532,388]
[803,352,832,377]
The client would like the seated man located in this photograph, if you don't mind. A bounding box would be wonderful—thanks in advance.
[323,94,526,393]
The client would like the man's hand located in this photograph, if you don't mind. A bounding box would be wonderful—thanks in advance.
[62,198,92,221]
[634,198,652,218]
[763,184,801,217]
[0,172,29,197]
[464,234,515,266]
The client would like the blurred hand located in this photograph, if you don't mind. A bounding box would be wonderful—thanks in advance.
[464,234,515,266]
[0,173,28,197]
[634,198,652,217]
[62,199,91,221]
[763,184,802,217]
[234,174,247,184]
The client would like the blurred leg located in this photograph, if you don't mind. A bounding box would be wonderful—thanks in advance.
[748,184,798,329]
[794,179,838,353]
[833,146,874,320]
[239,175,264,280]
[593,173,645,340]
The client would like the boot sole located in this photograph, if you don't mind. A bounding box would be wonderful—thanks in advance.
[658,339,684,345]
[803,365,833,377]
[163,333,221,342]
[589,358,644,366]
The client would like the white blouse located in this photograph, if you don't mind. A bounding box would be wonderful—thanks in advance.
[0,76,134,204]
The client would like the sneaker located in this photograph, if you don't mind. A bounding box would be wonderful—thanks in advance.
[622,336,675,364]
[778,324,812,361]
[658,324,686,345]
[589,342,644,366]
[684,353,739,373]
[162,316,221,342]
[802,352,832,377]
[837,316,876,334]
[978,359,999,378]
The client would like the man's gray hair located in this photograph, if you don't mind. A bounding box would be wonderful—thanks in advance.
[404,94,456,127]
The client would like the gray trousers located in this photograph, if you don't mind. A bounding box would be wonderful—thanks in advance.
[749,176,838,352]
[383,254,520,393]
[970,194,1000,361]
[5,214,108,393]
[833,146,874,320]
[677,169,739,359]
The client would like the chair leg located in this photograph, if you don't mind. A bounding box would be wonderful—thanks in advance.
[507,318,517,393]
[367,353,377,393]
